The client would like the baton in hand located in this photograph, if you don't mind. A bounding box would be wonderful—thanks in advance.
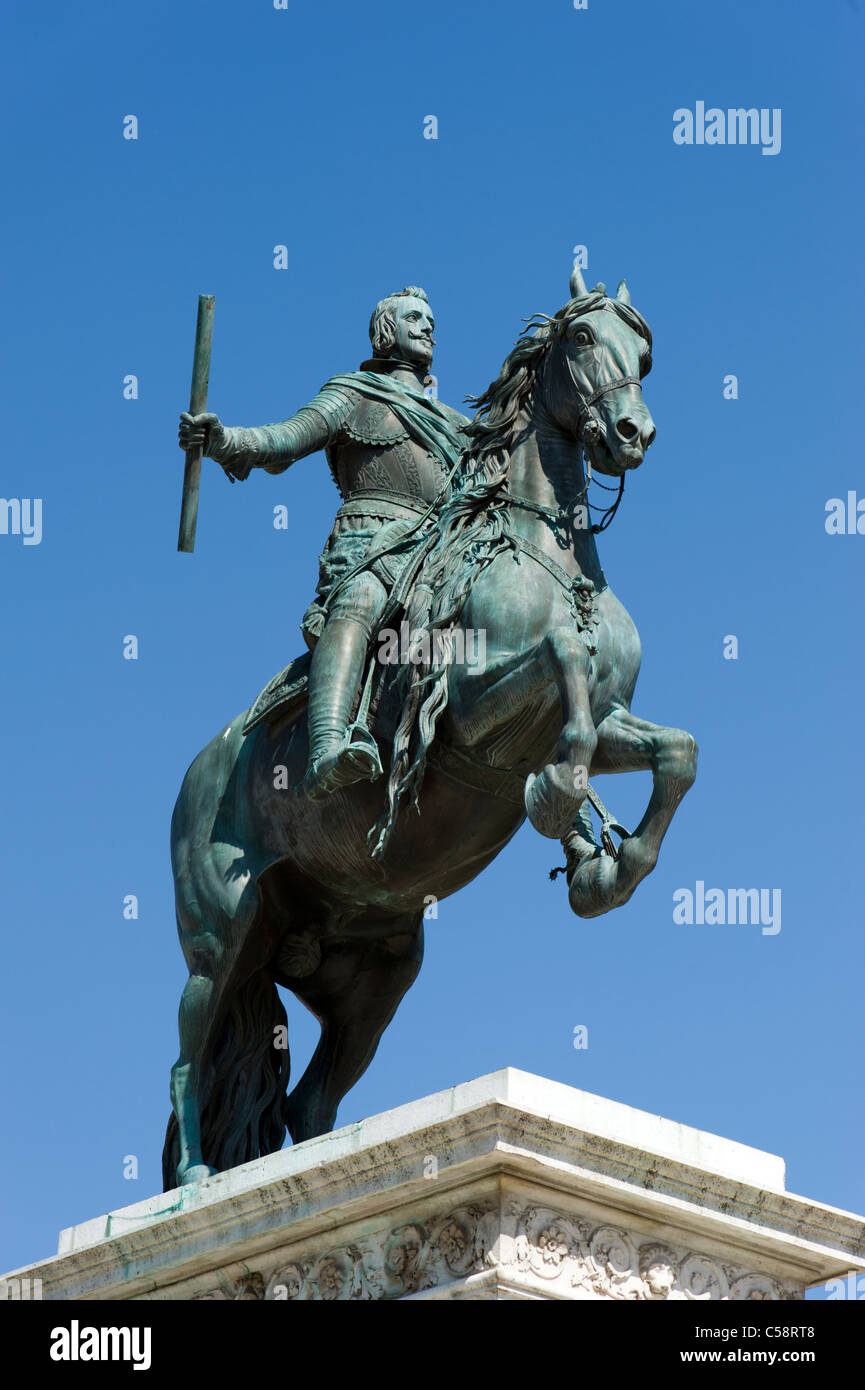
[177,294,215,553]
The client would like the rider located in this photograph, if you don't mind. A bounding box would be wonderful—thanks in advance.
[179,287,470,799]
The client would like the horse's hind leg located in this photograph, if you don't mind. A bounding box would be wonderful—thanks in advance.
[167,852,264,1187]
[566,706,697,918]
[285,915,424,1143]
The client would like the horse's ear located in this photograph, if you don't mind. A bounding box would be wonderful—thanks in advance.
[570,264,588,298]
[616,279,631,305]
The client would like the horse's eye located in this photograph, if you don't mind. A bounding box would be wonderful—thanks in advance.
[572,330,591,346]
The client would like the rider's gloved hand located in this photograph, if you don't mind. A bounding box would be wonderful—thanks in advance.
[179,412,250,481]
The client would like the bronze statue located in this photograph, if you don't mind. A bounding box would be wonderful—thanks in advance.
[179,287,469,799]
[166,263,697,1189]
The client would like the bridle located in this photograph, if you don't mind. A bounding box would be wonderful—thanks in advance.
[509,363,642,538]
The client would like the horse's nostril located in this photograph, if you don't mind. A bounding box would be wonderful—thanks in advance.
[643,425,656,449]
[616,417,639,442]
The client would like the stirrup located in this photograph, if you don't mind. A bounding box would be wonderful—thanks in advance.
[585,784,629,861]
[301,722,383,800]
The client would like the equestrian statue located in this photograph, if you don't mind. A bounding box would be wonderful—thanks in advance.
[166,260,697,1189]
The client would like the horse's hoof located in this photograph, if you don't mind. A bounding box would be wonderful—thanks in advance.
[178,1164,218,1186]
[525,768,582,840]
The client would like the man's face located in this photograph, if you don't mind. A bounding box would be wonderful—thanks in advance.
[390,297,435,369]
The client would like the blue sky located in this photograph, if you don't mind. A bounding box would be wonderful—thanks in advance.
[1,0,862,1290]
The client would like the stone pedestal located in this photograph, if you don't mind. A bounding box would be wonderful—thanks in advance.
[6,1070,864,1300]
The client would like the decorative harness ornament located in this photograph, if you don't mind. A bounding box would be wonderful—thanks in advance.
[510,533,600,653]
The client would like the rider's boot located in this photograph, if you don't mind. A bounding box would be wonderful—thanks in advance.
[301,613,383,800]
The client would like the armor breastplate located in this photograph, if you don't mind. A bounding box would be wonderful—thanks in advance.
[326,392,449,502]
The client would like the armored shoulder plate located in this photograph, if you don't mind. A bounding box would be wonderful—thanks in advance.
[340,391,410,447]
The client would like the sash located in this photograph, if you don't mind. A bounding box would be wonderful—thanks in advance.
[326,372,467,473]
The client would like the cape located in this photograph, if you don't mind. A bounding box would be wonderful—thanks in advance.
[325,371,468,473]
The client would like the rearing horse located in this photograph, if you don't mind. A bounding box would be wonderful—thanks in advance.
[163,267,697,1189]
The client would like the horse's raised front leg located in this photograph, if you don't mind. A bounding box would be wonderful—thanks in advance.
[566,706,697,918]
[450,624,597,840]
[522,628,597,839]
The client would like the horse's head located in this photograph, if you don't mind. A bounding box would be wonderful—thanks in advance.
[540,267,656,476]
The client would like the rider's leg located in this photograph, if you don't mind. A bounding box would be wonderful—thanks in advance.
[302,569,388,799]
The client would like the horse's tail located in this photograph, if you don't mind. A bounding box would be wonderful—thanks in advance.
[162,969,290,1191]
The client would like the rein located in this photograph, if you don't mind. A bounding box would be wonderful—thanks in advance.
[508,467,624,538]
[566,361,640,533]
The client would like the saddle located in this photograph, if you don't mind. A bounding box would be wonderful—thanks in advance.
[242,652,311,735]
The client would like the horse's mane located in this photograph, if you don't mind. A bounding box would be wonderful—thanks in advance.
[367,289,652,860]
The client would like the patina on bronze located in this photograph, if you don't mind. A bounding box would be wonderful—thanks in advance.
[179,287,470,799]
[166,264,697,1190]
